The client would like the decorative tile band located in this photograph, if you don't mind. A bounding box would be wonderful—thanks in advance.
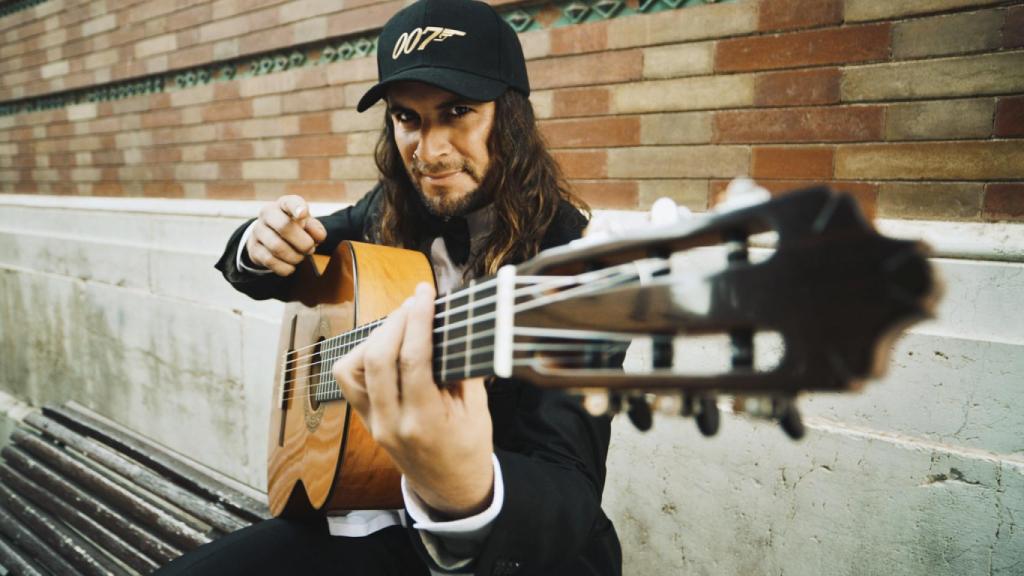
[0,0,729,117]
[0,0,49,19]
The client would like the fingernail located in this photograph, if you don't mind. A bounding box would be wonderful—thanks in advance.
[416,282,432,296]
[402,296,415,308]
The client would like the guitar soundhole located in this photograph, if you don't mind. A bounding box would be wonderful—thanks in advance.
[309,336,326,411]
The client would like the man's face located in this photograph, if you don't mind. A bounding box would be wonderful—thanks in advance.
[386,81,496,218]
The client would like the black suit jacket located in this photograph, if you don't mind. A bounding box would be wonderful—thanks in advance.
[214,185,621,576]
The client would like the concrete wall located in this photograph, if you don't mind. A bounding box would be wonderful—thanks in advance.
[1,194,1022,575]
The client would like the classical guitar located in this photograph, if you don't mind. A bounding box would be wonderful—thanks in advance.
[266,186,938,517]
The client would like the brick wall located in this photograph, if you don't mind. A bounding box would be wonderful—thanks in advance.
[0,0,1022,221]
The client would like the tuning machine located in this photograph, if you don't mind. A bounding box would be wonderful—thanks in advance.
[733,394,805,440]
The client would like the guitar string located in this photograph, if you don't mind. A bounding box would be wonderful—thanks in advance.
[280,273,578,365]
[276,258,650,403]
[277,273,639,393]
[277,333,634,400]
[281,260,658,362]
[279,342,631,403]
[276,259,665,402]
[281,265,647,369]
[278,327,633,386]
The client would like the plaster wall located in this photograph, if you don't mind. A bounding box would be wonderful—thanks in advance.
[0,195,1021,575]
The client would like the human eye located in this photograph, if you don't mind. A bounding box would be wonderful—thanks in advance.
[447,105,472,119]
[390,108,418,125]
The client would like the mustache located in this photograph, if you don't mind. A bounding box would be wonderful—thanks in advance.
[411,158,467,177]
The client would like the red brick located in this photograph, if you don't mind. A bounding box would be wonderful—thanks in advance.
[207,182,256,200]
[984,183,1024,220]
[92,182,124,196]
[300,158,330,180]
[529,50,643,90]
[540,117,640,148]
[219,162,243,180]
[752,147,834,179]
[759,0,842,31]
[553,150,607,179]
[300,112,332,135]
[285,135,348,157]
[716,24,891,72]
[714,106,884,143]
[47,123,75,138]
[206,141,254,161]
[141,108,181,128]
[326,1,403,37]
[551,21,608,55]
[570,180,638,209]
[286,181,346,202]
[711,179,878,219]
[214,83,240,101]
[552,88,610,118]
[994,96,1024,137]
[202,101,253,122]
[142,182,185,198]
[239,25,292,54]
[144,148,182,164]
[755,68,840,107]
[1005,6,1024,49]
[175,44,214,70]
[167,4,212,32]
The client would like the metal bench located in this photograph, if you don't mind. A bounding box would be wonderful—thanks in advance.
[0,402,268,575]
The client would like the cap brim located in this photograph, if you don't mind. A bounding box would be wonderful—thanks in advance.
[356,67,508,112]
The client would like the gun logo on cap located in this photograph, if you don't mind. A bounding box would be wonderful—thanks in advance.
[392,26,467,59]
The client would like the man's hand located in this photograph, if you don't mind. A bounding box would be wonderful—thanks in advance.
[333,283,495,519]
[245,195,328,277]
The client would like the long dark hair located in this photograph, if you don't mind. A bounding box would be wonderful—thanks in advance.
[373,89,589,278]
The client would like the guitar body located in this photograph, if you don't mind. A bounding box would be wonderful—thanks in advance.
[266,241,434,517]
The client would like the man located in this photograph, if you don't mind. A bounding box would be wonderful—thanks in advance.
[166,1,621,574]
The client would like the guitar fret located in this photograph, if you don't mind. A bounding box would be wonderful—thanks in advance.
[440,296,450,381]
[465,280,474,379]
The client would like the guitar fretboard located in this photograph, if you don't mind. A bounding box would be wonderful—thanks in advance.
[303,279,501,403]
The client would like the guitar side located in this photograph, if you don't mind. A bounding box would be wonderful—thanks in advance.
[266,241,435,517]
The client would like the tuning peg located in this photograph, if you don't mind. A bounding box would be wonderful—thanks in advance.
[734,395,805,440]
[626,395,653,432]
[778,399,805,440]
[651,392,683,416]
[581,390,624,418]
[695,396,720,437]
[582,390,611,417]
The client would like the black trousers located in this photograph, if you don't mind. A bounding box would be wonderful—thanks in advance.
[155,519,430,575]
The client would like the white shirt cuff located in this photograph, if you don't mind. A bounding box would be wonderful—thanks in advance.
[402,454,504,572]
[235,220,274,275]
[402,453,503,537]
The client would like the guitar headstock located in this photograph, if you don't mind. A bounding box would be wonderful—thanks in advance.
[505,186,939,438]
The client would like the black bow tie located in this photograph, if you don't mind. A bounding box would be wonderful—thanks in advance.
[426,216,471,266]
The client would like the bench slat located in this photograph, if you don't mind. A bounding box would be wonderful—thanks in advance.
[0,480,126,576]
[49,403,268,522]
[0,534,47,576]
[26,412,251,535]
[0,504,83,576]
[8,430,210,551]
[0,463,164,573]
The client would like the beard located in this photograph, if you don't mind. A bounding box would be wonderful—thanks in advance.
[406,156,491,218]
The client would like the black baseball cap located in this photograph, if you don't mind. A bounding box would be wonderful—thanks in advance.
[356,0,530,112]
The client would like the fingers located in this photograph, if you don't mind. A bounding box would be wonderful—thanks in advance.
[304,216,328,244]
[360,299,411,436]
[398,283,440,407]
[261,200,319,255]
[246,195,326,277]
[334,344,369,415]
[278,195,308,220]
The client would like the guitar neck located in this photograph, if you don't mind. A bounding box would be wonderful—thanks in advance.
[309,277,504,400]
